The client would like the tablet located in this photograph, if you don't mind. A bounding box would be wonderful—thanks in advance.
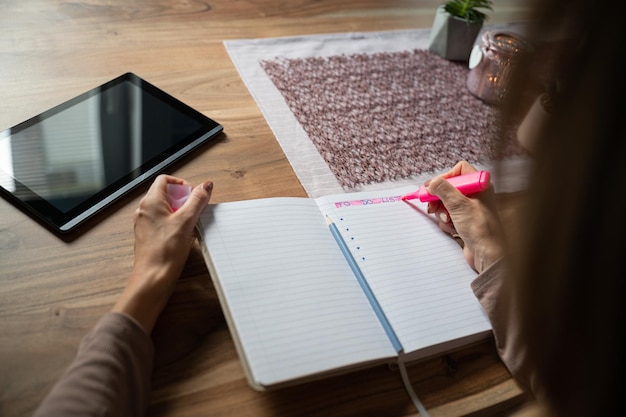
[0,72,223,236]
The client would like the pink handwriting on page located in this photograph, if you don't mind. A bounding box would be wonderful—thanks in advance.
[334,195,403,208]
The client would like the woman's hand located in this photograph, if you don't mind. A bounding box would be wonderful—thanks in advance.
[425,161,502,273]
[112,174,214,334]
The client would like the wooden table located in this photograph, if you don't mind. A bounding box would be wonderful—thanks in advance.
[0,1,532,416]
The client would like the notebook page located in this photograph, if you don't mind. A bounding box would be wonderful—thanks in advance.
[317,186,491,355]
[198,197,397,387]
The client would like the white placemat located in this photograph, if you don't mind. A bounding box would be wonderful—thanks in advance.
[224,26,529,198]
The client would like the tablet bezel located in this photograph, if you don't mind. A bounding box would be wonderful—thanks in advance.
[0,72,223,237]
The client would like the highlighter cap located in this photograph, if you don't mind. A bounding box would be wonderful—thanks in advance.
[166,183,192,211]
[416,170,490,202]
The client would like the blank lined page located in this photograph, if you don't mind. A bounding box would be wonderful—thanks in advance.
[198,197,397,388]
[317,186,491,355]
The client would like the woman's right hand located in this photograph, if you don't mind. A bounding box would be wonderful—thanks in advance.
[424,161,503,273]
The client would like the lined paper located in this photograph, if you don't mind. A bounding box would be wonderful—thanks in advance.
[317,186,491,354]
[199,198,397,388]
[198,186,491,388]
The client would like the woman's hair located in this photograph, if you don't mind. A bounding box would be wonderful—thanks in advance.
[502,0,625,414]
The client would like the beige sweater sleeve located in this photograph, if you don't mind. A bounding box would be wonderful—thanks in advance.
[33,312,154,417]
[471,258,540,397]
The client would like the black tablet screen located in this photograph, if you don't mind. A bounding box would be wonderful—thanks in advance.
[0,73,223,235]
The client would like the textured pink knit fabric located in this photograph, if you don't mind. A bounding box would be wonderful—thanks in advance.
[261,50,524,188]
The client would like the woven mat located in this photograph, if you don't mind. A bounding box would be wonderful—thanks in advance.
[224,27,529,198]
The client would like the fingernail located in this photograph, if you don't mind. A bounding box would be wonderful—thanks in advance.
[439,212,449,223]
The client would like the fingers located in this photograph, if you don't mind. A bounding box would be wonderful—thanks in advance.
[425,161,475,234]
[164,178,213,232]
[181,182,213,220]
[148,174,185,196]
[422,162,502,273]
[426,160,481,210]
[428,200,456,234]
[148,175,213,224]
[427,200,450,222]
[425,161,477,206]
[446,160,477,177]
[158,174,186,185]
[426,174,467,211]
[438,217,457,235]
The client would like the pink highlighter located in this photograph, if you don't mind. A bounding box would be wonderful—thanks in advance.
[166,183,192,211]
[401,170,491,202]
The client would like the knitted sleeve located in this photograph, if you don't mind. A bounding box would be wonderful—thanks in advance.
[33,312,154,417]
[471,258,540,397]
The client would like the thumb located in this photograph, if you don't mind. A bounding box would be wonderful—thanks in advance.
[427,176,466,211]
[179,181,213,220]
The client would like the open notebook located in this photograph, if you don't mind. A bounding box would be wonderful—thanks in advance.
[196,185,491,390]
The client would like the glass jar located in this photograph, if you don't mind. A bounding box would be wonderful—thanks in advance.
[466,31,530,105]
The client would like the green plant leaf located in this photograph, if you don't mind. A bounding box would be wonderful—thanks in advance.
[442,0,493,23]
